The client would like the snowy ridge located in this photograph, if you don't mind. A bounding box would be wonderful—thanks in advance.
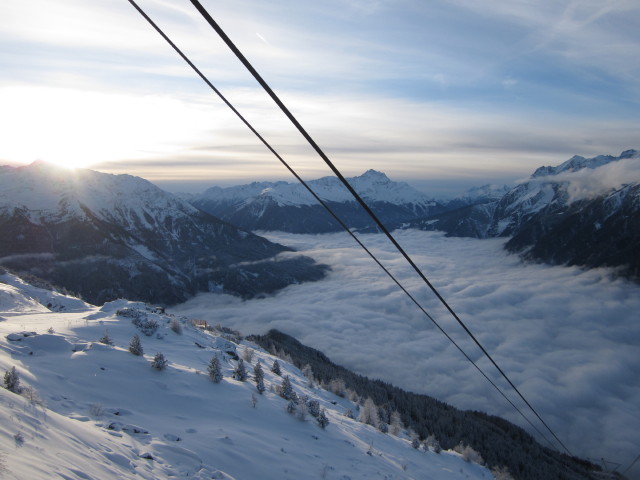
[531,149,639,178]
[0,272,89,314]
[492,149,640,235]
[0,161,200,226]
[0,276,492,480]
[196,170,437,208]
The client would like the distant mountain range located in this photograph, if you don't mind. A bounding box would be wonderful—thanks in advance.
[187,150,639,280]
[187,169,451,233]
[0,162,327,305]
[408,149,640,279]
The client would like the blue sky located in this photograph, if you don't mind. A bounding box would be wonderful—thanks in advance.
[1,0,639,195]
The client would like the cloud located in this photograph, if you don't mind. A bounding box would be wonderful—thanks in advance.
[529,156,640,202]
[171,229,640,475]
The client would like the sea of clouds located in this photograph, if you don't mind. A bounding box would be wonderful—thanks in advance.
[172,229,640,477]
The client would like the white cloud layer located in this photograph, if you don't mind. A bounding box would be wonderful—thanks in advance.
[538,157,640,202]
[171,230,640,475]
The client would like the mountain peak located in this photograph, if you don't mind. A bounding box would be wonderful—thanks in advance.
[360,169,389,181]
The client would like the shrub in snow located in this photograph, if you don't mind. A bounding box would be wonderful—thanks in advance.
[131,313,159,336]
[151,352,168,371]
[286,399,297,415]
[271,359,282,376]
[13,432,25,447]
[328,378,346,397]
[296,399,308,421]
[253,362,265,394]
[232,359,248,381]
[21,386,45,407]
[169,317,182,334]
[99,331,114,346]
[411,437,420,449]
[242,347,254,363]
[454,442,484,465]
[3,367,20,393]
[89,403,105,418]
[344,408,354,419]
[208,356,222,383]
[279,375,294,400]
[128,334,144,356]
[426,435,442,454]
[378,422,389,434]
[491,466,515,480]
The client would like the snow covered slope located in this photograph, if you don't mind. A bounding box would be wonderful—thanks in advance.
[189,170,445,233]
[0,162,327,305]
[0,276,494,480]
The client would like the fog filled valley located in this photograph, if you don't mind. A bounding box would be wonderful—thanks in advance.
[172,229,640,477]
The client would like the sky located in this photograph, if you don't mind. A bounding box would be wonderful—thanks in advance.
[172,229,640,478]
[1,0,639,195]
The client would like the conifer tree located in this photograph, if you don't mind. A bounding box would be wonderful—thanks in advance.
[208,355,223,383]
[253,361,265,394]
[359,397,379,428]
[307,399,320,418]
[233,359,248,381]
[3,366,20,393]
[128,334,144,356]
[151,352,168,370]
[271,359,282,376]
[279,375,294,400]
[99,331,114,346]
[390,410,402,435]
[317,408,330,429]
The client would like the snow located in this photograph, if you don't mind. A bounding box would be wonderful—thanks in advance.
[195,170,437,208]
[0,161,200,228]
[0,273,89,314]
[0,275,491,480]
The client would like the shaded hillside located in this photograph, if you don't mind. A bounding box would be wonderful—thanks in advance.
[250,329,603,480]
[0,162,327,305]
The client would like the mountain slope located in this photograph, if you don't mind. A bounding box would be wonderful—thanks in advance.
[0,162,327,305]
[0,275,496,480]
[189,170,445,233]
[251,329,600,480]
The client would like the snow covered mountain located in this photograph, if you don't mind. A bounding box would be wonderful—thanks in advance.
[0,274,600,479]
[408,150,640,278]
[0,162,327,305]
[189,170,445,233]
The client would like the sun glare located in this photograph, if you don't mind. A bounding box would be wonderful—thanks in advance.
[0,86,216,172]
